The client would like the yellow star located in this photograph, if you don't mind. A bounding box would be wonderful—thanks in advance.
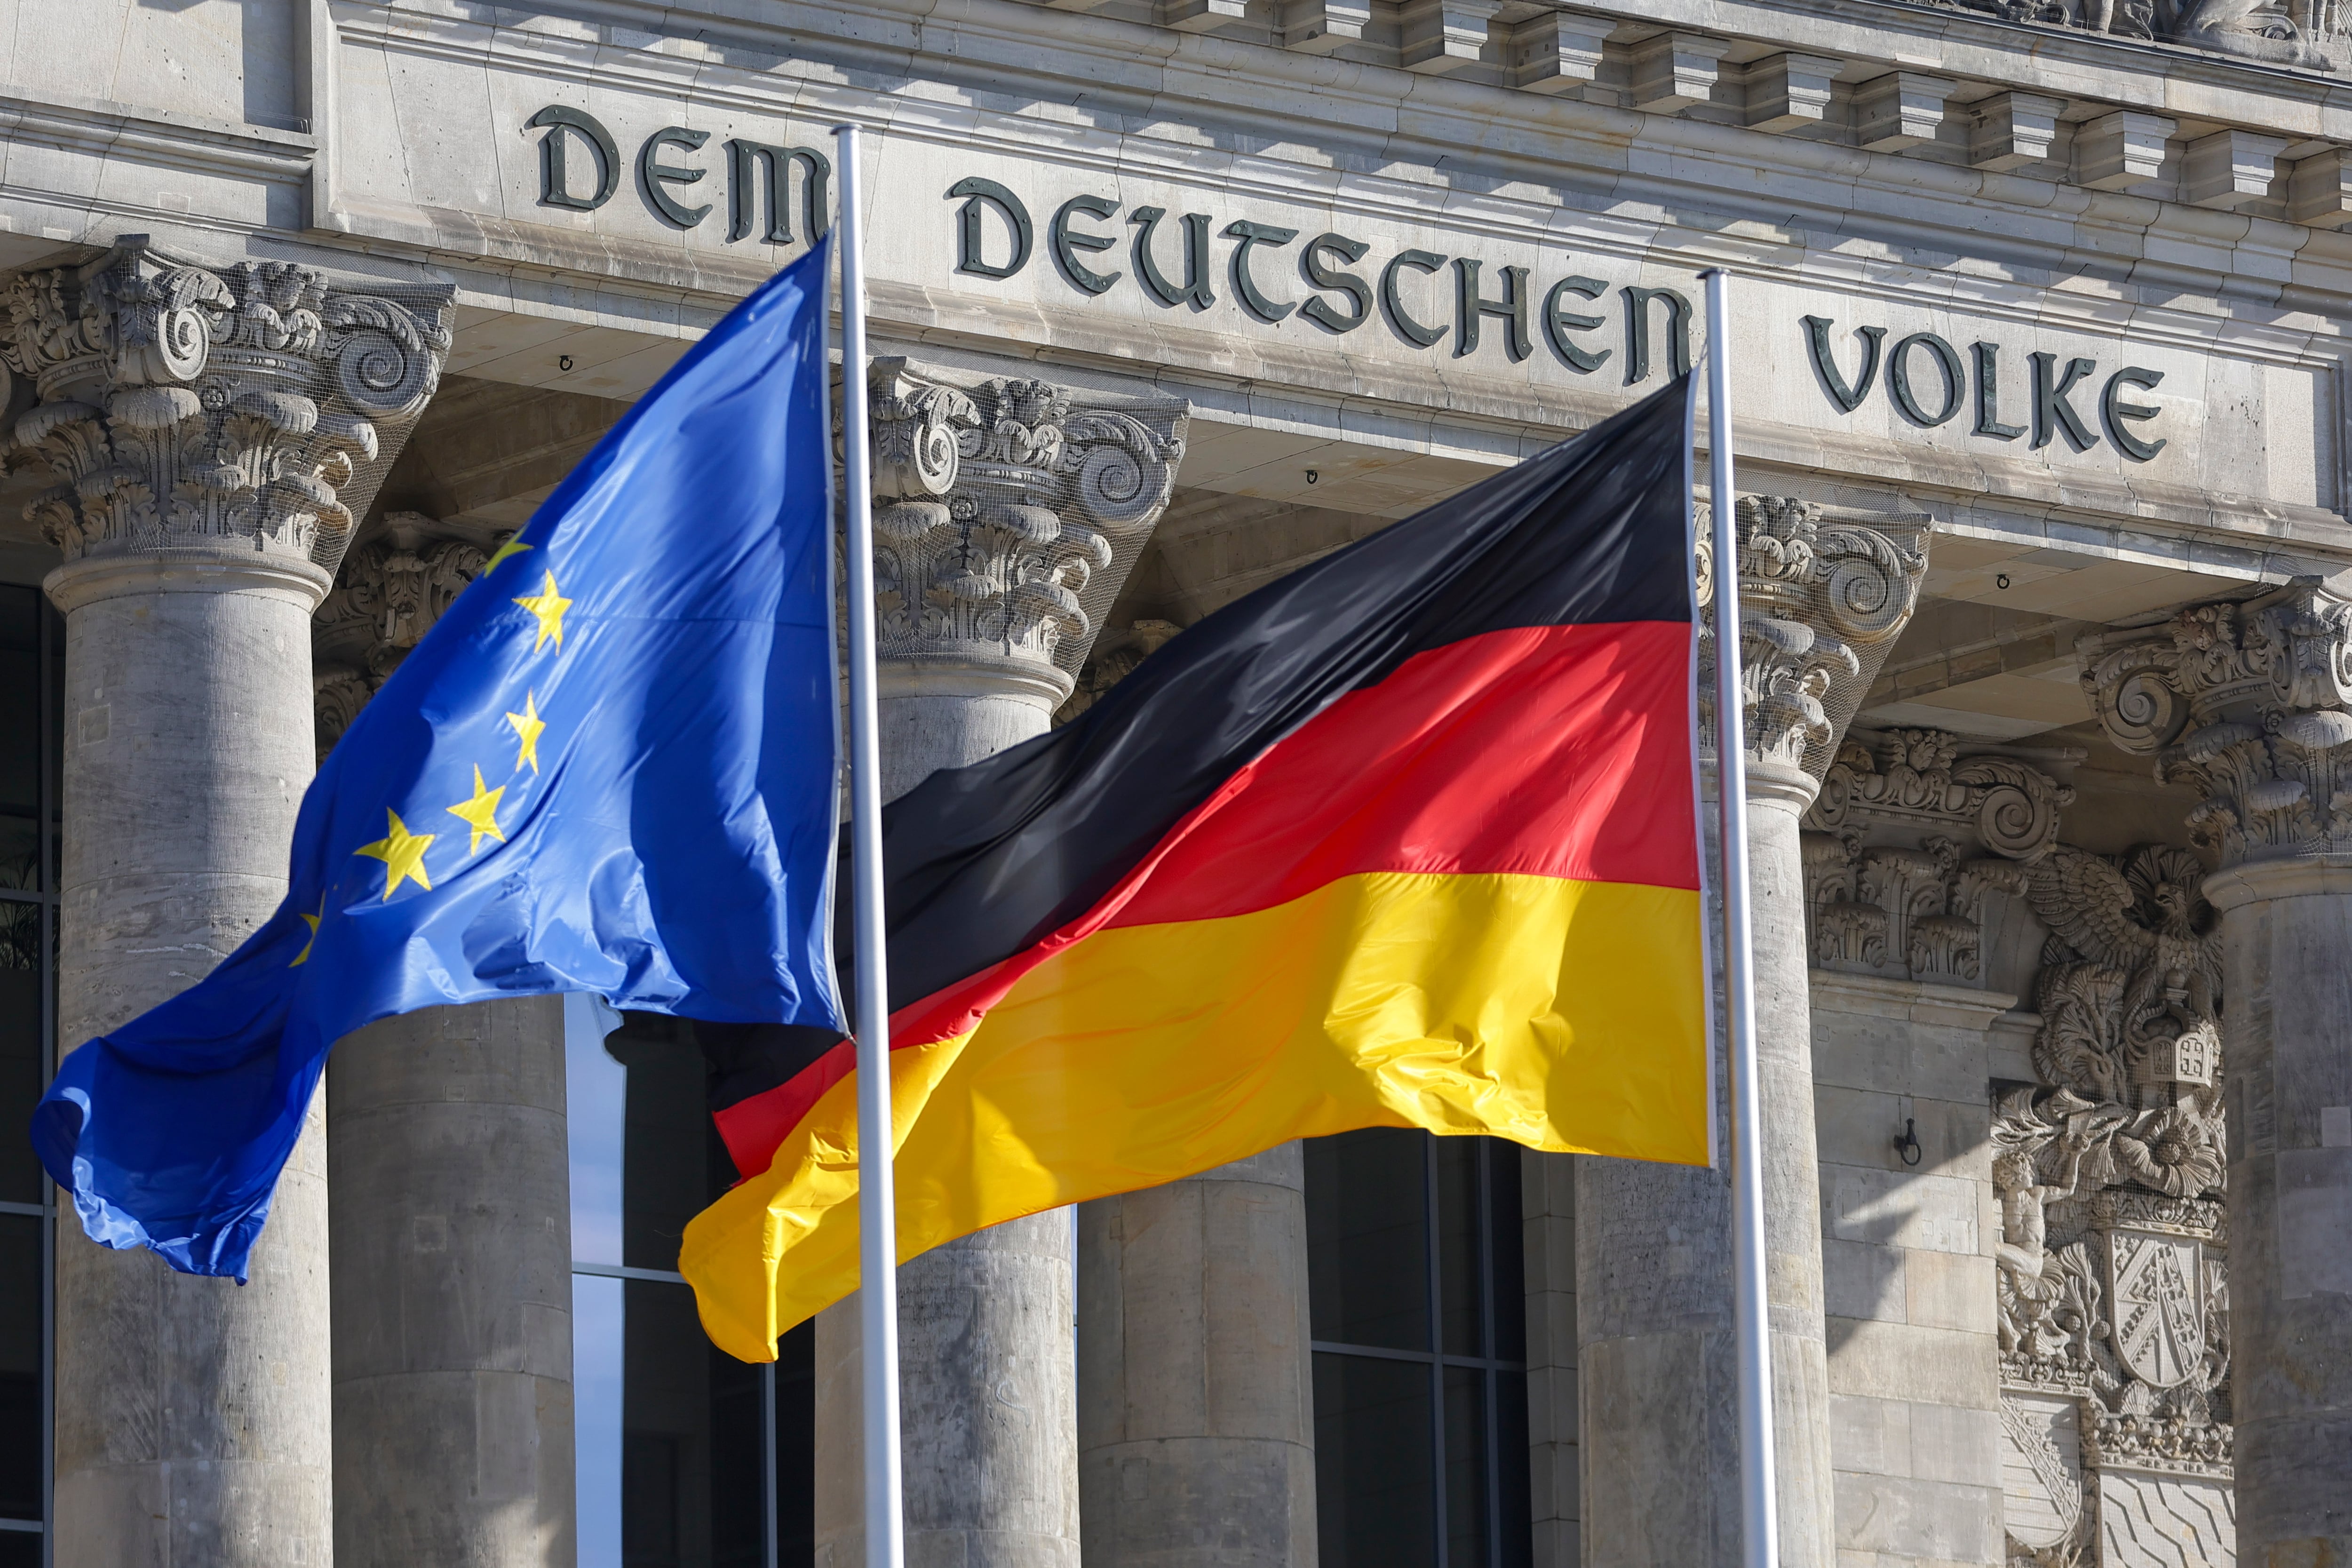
[445,765,508,855]
[290,899,325,967]
[506,691,547,775]
[354,809,436,899]
[512,570,572,652]
[485,537,532,573]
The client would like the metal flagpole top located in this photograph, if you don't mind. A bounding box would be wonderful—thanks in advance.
[832,119,909,1568]
[1697,265,1781,1568]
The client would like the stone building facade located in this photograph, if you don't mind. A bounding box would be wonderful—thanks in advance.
[0,2,2350,1568]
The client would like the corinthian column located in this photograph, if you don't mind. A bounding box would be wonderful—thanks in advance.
[2082,584,2352,1562]
[1577,498,1925,1568]
[815,361,1189,1568]
[314,520,574,1568]
[0,238,450,1568]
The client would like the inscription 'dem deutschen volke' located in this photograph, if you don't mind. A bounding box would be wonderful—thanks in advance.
[524,105,2167,463]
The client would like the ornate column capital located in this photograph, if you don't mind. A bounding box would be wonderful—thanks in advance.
[1698,496,1929,793]
[312,513,495,756]
[2080,580,2352,868]
[862,358,1189,708]
[0,237,453,612]
[1801,727,2076,986]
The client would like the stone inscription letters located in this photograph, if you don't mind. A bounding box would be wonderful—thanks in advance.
[521,106,2170,460]
[945,175,1693,386]
[1803,316,2168,463]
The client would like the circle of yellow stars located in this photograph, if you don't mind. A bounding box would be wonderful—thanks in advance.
[312,539,574,933]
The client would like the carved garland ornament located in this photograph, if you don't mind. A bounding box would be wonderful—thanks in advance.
[0,239,453,580]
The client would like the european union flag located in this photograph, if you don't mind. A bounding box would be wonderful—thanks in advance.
[32,240,847,1279]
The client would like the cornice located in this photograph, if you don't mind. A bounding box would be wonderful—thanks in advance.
[332,0,2352,318]
[0,92,315,182]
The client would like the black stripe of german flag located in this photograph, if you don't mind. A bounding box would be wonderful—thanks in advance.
[682,377,1710,1362]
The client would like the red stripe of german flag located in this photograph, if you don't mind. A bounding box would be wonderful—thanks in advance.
[681,379,1710,1362]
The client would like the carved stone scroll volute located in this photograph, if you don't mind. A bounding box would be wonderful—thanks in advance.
[0,237,453,602]
[861,359,1188,707]
[2081,582,2352,868]
[1800,727,2074,987]
[1696,496,1929,790]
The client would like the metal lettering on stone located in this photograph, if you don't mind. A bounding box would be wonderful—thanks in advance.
[0,238,453,582]
[1991,839,2235,1567]
[861,358,1188,703]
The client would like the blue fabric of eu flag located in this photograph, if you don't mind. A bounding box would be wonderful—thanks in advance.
[31,239,847,1280]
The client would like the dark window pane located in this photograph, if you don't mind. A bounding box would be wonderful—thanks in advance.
[776,1319,816,1568]
[1435,1138,1481,1358]
[1486,1144,1526,1364]
[0,1215,38,1521]
[612,1014,738,1273]
[1495,1372,1532,1568]
[1314,1352,1433,1568]
[0,1529,38,1568]
[0,931,45,1205]
[0,584,40,819]
[1443,1368,1487,1568]
[618,1281,764,1568]
[1307,1128,1429,1351]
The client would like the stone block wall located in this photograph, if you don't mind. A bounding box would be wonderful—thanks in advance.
[1812,975,2011,1568]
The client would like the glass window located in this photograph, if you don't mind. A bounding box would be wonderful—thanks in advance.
[567,996,816,1568]
[1307,1130,1529,1568]
[0,582,60,1567]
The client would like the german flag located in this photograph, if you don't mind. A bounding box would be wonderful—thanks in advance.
[680,378,1710,1361]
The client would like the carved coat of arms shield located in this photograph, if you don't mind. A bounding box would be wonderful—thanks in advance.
[2106,1230,2205,1389]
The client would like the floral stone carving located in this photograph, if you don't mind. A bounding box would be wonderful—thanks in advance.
[862,360,1188,701]
[1995,843,2232,1567]
[1801,727,2073,986]
[1697,496,1928,777]
[0,237,452,586]
[2081,582,2352,868]
[312,512,495,755]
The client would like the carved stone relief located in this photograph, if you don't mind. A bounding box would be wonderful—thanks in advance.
[312,512,497,756]
[1697,497,1929,780]
[1916,0,2339,71]
[0,238,452,585]
[861,359,1188,703]
[2080,583,2352,868]
[1800,727,2072,987]
[1994,843,2233,1568]
[1055,618,1184,724]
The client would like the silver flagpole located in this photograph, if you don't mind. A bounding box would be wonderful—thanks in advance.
[832,120,908,1568]
[1700,267,1780,1568]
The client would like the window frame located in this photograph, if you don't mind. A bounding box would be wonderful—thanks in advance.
[1309,1133,1528,1568]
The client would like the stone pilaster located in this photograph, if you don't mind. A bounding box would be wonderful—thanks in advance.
[816,360,1189,1568]
[2081,582,2352,1562]
[311,513,575,1568]
[1799,729,2076,1568]
[1579,497,1925,1568]
[0,237,450,1568]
